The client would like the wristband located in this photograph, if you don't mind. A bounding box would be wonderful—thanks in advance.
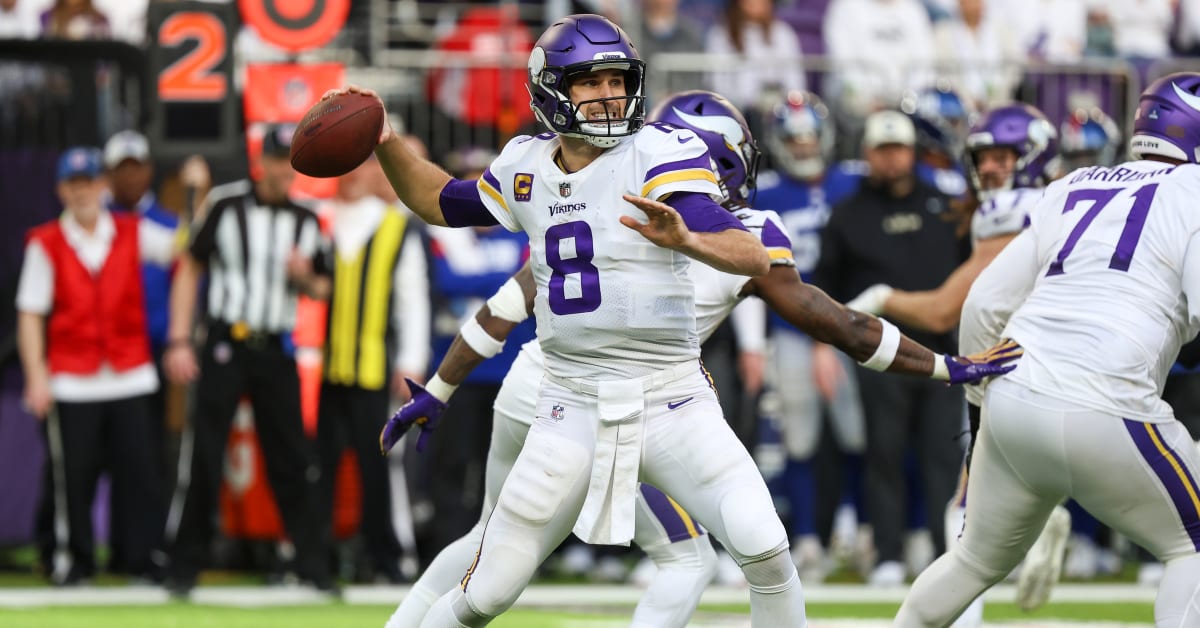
[931,355,950,380]
[461,317,506,358]
[859,319,901,371]
[167,338,191,349]
[486,277,530,323]
[424,373,458,403]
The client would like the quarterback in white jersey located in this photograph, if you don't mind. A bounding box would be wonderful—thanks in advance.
[334,15,820,626]
[895,72,1200,628]
[381,90,1023,627]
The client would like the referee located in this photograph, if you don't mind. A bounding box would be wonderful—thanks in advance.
[162,124,333,595]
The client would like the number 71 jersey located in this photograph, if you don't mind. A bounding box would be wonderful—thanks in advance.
[476,126,723,379]
[1004,161,1200,420]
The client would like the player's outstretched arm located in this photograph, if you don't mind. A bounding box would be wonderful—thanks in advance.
[380,263,535,454]
[848,234,1015,333]
[620,194,769,277]
[320,86,453,226]
[747,265,1020,384]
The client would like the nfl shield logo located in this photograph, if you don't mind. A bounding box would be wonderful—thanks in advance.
[559,181,572,197]
[550,404,565,420]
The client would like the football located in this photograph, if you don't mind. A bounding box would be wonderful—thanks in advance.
[289,92,384,178]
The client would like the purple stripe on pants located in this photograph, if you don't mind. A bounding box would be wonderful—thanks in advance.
[640,484,700,543]
[1124,419,1200,551]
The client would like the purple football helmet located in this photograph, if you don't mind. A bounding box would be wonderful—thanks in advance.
[526,14,646,148]
[648,90,760,208]
[1130,72,1200,163]
[763,90,834,181]
[964,103,1060,197]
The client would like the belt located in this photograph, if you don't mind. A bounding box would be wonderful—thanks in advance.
[544,359,699,397]
[215,321,282,349]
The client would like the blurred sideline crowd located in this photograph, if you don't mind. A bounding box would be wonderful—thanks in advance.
[7,0,1200,595]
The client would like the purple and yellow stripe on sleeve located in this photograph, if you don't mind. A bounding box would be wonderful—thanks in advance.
[640,484,703,543]
[641,155,718,198]
[759,217,795,265]
[477,167,509,213]
[1125,419,1200,550]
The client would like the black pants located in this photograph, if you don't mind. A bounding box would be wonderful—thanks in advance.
[316,383,402,577]
[856,366,964,563]
[166,336,324,583]
[424,382,498,559]
[41,395,162,579]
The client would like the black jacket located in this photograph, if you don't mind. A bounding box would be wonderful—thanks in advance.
[812,176,968,354]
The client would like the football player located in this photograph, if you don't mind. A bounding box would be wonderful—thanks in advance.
[380,88,1021,626]
[848,103,1068,625]
[896,71,1200,628]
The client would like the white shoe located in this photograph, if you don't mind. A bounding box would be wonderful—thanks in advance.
[1063,533,1099,580]
[629,557,657,587]
[1016,505,1071,611]
[867,560,906,587]
[715,550,747,588]
[791,535,828,584]
[1137,562,1165,587]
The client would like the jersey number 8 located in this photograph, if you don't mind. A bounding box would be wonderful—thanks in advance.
[546,221,602,314]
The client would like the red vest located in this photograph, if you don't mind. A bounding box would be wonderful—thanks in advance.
[29,214,151,375]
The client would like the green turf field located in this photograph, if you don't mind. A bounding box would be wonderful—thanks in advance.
[0,601,1157,627]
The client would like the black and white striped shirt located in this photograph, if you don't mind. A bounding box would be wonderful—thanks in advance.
[189,180,322,334]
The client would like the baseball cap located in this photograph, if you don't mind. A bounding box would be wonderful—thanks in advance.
[863,110,916,149]
[56,147,103,182]
[261,123,296,158]
[103,130,150,168]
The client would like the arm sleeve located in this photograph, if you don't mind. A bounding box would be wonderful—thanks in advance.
[440,178,503,229]
[666,192,745,233]
[1180,231,1200,335]
[393,229,432,375]
[959,228,1040,358]
[731,296,767,353]
[15,240,52,315]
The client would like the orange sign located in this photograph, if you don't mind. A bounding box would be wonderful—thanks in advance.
[243,62,345,200]
[239,0,350,53]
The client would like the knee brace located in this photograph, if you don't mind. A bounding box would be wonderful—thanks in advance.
[737,542,799,595]
[719,485,789,559]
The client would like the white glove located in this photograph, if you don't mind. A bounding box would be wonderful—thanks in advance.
[846,283,894,315]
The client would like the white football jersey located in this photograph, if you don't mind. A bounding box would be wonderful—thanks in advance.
[477,125,722,379]
[999,161,1200,420]
[971,187,1044,243]
[510,206,796,413]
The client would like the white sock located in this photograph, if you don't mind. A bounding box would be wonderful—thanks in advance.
[388,524,484,627]
[896,550,994,627]
[1155,553,1200,627]
[417,588,474,628]
[740,548,808,627]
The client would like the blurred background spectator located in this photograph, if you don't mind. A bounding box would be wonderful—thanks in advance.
[40,0,109,40]
[823,0,934,124]
[0,0,40,39]
[811,111,966,587]
[705,0,806,115]
[931,0,1022,107]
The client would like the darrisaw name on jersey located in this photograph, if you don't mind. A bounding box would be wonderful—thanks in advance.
[1069,163,1177,184]
[549,202,587,216]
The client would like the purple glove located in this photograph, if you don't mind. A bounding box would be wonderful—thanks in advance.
[945,339,1023,385]
[379,378,448,455]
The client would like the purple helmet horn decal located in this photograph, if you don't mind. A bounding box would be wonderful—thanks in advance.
[648,90,760,208]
